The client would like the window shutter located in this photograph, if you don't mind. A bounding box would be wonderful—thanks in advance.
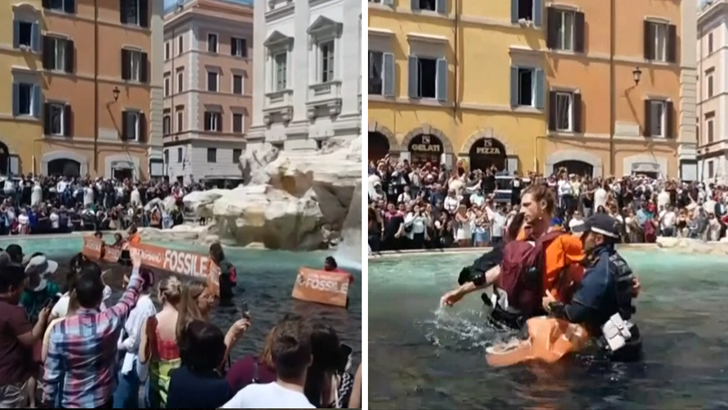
[9,156,19,176]
[436,0,447,14]
[231,40,237,56]
[42,36,52,69]
[510,0,518,23]
[139,0,149,28]
[42,0,50,8]
[121,49,130,80]
[574,12,585,53]
[436,58,448,101]
[643,100,652,137]
[139,112,147,142]
[572,92,582,133]
[533,0,543,27]
[64,105,73,137]
[665,100,674,138]
[383,52,395,97]
[643,21,652,60]
[31,23,40,53]
[120,0,128,24]
[407,56,418,98]
[64,0,76,14]
[140,52,149,83]
[217,113,223,132]
[667,24,677,63]
[32,85,41,118]
[410,0,419,10]
[65,40,75,73]
[546,8,557,49]
[510,66,518,107]
[13,21,19,49]
[12,83,19,117]
[534,68,545,109]
[43,103,51,134]
[548,91,557,131]
[121,111,129,140]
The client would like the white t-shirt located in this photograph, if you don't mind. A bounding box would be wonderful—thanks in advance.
[31,184,42,206]
[83,187,95,206]
[657,190,671,209]
[52,286,112,317]
[594,188,607,210]
[557,180,573,196]
[660,210,676,229]
[443,196,459,213]
[569,218,584,231]
[221,382,315,409]
[50,212,59,229]
[18,214,28,226]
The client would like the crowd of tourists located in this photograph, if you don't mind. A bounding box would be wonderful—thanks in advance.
[0,175,212,236]
[367,154,728,252]
[0,241,361,408]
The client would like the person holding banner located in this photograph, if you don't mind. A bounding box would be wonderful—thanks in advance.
[209,243,237,307]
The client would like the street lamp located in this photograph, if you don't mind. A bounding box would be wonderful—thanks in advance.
[112,86,120,102]
[632,67,642,86]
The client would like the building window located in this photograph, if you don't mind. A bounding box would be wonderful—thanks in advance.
[554,10,574,51]
[517,0,534,21]
[164,149,169,166]
[15,21,35,49]
[121,111,144,142]
[707,71,714,98]
[177,109,183,132]
[207,71,219,92]
[233,113,244,133]
[369,51,383,95]
[274,52,287,91]
[233,148,242,163]
[178,35,183,55]
[709,161,715,178]
[121,49,147,82]
[177,70,184,93]
[417,0,436,11]
[517,67,535,106]
[120,0,148,28]
[46,0,76,13]
[43,36,73,73]
[231,37,247,57]
[204,111,221,132]
[207,33,218,53]
[233,75,244,95]
[319,41,335,83]
[13,83,38,117]
[207,148,217,163]
[177,147,183,163]
[645,21,671,62]
[708,33,713,54]
[706,115,714,143]
[165,42,170,60]
[554,92,573,131]
[649,100,666,138]
[163,113,170,135]
[164,74,170,97]
[415,57,437,99]
[44,103,69,136]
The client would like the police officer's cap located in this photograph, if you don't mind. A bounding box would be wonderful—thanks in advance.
[571,213,620,239]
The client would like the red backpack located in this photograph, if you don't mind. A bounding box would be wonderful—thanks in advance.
[497,230,564,318]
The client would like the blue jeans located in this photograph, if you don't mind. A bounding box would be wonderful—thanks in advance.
[113,363,141,409]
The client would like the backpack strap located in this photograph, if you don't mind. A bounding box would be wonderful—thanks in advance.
[252,357,260,384]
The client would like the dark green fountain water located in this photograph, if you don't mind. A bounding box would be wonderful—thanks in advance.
[369,250,728,410]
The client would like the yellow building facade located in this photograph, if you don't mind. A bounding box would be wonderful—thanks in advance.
[368,0,547,174]
[0,1,44,176]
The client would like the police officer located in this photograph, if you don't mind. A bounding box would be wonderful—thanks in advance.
[544,213,642,362]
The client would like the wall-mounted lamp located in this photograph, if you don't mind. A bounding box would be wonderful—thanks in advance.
[632,67,642,86]
[112,86,120,102]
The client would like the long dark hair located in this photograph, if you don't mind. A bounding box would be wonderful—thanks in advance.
[209,242,225,264]
[304,323,342,408]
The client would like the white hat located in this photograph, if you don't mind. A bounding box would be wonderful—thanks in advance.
[25,255,59,277]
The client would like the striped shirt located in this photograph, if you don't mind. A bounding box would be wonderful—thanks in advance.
[42,267,143,408]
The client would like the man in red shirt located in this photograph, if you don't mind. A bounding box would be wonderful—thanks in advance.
[323,257,354,284]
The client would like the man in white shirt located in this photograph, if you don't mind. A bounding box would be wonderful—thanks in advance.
[443,189,459,214]
[594,183,608,211]
[222,317,315,409]
[49,210,59,230]
[657,188,671,210]
[659,204,677,237]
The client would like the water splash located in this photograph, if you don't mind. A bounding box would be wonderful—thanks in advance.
[418,305,515,352]
[333,182,362,270]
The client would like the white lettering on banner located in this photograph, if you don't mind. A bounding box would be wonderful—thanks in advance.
[139,248,164,265]
[302,275,348,295]
[164,250,208,277]
[86,240,102,252]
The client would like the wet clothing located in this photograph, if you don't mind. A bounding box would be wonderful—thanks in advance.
[549,245,642,362]
[218,259,238,307]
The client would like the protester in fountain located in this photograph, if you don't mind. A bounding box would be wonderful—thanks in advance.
[545,213,643,362]
[5,243,24,264]
[112,267,156,408]
[42,250,147,408]
[221,316,315,409]
[167,320,234,408]
[324,256,354,284]
[304,323,354,408]
[111,232,125,248]
[127,224,141,245]
[0,262,51,408]
[19,254,61,324]
[209,242,237,307]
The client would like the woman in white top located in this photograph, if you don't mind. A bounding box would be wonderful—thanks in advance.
[454,204,473,247]
[17,210,29,234]
[404,204,428,249]
[443,190,460,214]
[50,254,113,319]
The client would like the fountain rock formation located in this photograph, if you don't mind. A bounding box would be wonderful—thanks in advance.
[164,135,361,251]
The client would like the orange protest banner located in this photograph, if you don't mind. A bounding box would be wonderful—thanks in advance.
[291,267,349,308]
[81,236,220,297]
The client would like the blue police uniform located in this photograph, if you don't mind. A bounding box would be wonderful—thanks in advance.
[550,214,642,362]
